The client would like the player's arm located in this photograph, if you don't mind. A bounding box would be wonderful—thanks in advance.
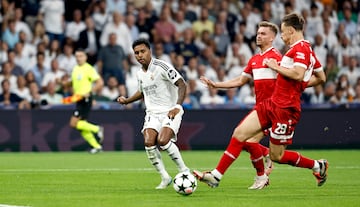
[117,90,143,105]
[265,59,305,81]
[168,78,187,119]
[307,70,326,87]
[92,77,104,94]
[200,75,250,89]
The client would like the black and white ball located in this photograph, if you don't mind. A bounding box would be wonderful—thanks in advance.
[173,171,197,195]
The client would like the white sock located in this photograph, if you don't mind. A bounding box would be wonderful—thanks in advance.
[145,146,170,178]
[211,169,223,180]
[312,160,320,172]
[160,141,188,172]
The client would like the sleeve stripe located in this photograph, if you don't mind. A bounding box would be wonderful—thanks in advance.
[153,60,170,71]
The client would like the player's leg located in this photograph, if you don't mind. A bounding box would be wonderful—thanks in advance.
[268,107,328,186]
[158,110,189,173]
[244,133,269,190]
[194,109,264,188]
[71,97,104,142]
[143,121,171,189]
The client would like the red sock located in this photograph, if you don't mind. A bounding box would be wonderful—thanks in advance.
[259,144,269,157]
[279,150,315,169]
[216,137,245,174]
[244,142,265,176]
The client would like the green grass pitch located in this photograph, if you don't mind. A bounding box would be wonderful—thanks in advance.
[0,150,359,207]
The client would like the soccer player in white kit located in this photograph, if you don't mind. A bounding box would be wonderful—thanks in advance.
[117,38,189,189]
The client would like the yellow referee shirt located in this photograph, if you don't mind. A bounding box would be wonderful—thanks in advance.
[71,63,100,96]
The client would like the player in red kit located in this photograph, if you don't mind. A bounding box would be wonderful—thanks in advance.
[198,21,281,190]
[194,13,328,188]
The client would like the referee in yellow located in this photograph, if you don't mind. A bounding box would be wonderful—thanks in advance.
[68,49,104,154]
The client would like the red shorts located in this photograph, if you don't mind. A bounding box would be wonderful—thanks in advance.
[255,99,301,145]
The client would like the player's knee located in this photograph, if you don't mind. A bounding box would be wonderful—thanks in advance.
[269,152,282,162]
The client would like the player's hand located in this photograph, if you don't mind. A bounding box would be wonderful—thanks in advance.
[200,76,216,88]
[264,58,278,70]
[117,96,128,105]
[168,108,180,120]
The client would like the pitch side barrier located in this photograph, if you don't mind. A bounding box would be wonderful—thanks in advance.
[0,103,359,151]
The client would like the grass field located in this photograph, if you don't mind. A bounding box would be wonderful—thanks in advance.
[0,150,359,207]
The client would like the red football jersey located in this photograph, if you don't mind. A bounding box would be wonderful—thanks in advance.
[242,47,282,104]
[271,40,322,110]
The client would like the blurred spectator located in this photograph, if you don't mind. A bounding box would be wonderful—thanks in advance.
[28,81,47,109]
[100,11,133,55]
[213,22,231,57]
[48,39,62,60]
[13,75,31,101]
[177,0,197,23]
[329,86,348,104]
[106,0,127,14]
[136,8,156,42]
[22,0,41,29]
[65,9,86,43]
[124,63,140,104]
[313,34,327,66]
[225,33,252,70]
[153,42,171,63]
[192,7,214,38]
[0,79,30,109]
[336,73,355,101]
[172,10,192,38]
[200,87,225,105]
[152,5,176,54]
[173,54,188,81]
[243,84,256,105]
[77,17,101,66]
[100,76,120,101]
[2,19,19,49]
[310,84,325,104]
[41,59,66,93]
[7,50,24,76]
[338,1,357,40]
[34,41,51,69]
[90,0,111,31]
[38,0,65,44]
[31,20,49,46]
[184,56,198,80]
[333,34,357,68]
[14,8,33,42]
[321,18,338,53]
[305,3,323,44]
[224,87,241,105]
[0,40,9,65]
[226,53,246,80]
[40,81,63,105]
[30,52,50,88]
[182,82,200,110]
[218,1,238,40]
[0,62,18,93]
[352,84,360,103]
[338,56,360,86]
[324,54,340,83]
[57,43,76,74]
[173,28,199,65]
[238,2,261,43]
[18,31,36,62]
[125,13,139,43]
[97,33,127,97]
[24,71,36,87]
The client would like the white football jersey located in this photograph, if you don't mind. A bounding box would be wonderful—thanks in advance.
[137,58,183,113]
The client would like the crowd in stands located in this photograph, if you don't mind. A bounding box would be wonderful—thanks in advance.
[0,0,360,110]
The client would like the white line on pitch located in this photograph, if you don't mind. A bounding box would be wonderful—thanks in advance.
[0,204,31,207]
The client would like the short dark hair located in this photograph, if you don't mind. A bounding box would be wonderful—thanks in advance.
[282,12,305,31]
[132,38,151,50]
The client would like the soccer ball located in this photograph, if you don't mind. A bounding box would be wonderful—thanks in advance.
[173,171,197,195]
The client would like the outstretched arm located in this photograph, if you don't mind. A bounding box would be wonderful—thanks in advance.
[117,90,143,105]
[200,75,250,89]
